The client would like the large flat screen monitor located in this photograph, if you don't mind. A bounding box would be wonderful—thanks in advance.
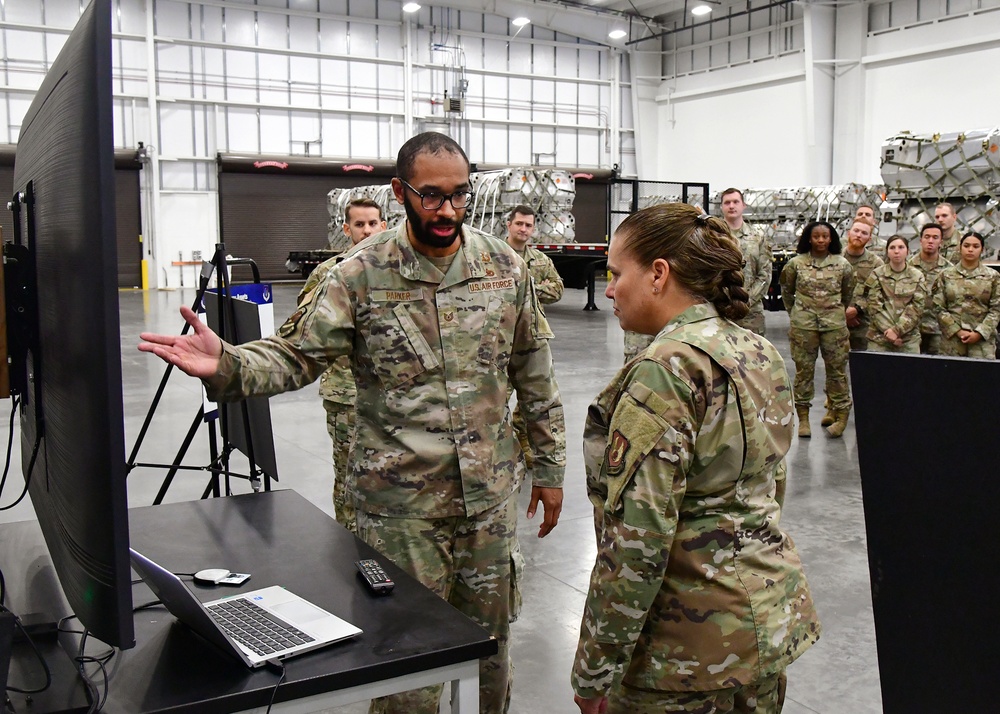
[4,0,134,648]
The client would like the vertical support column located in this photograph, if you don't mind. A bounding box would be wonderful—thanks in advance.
[403,14,414,139]
[629,48,659,178]
[802,1,836,186]
[144,0,163,289]
[831,2,868,183]
[610,50,621,170]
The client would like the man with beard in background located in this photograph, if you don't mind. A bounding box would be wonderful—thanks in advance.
[139,131,566,714]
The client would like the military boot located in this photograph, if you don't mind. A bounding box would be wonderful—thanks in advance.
[796,406,811,438]
[820,398,835,427]
[826,410,850,438]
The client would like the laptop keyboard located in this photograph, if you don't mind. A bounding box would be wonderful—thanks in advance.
[208,598,315,656]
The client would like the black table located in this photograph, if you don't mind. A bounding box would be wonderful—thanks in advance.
[2,490,497,713]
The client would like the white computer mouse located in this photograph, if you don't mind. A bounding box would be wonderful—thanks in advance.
[193,568,231,585]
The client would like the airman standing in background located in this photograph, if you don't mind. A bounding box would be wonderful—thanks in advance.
[933,231,1000,359]
[909,223,951,355]
[505,205,564,306]
[298,198,386,531]
[505,204,563,473]
[721,187,772,336]
[844,219,884,352]
[935,203,963,264]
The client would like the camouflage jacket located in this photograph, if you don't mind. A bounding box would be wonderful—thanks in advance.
[622,331,654,363]
[909,252,951,335]
[299,258,354,405]
[845,249,884,320]
[941,227,963,265]
[933,262,1000,341]
[779,253,854,331]
[572,303,820,697]
[206,222,567,518]
[731,222,772,318]
[864,263,927,345]
[519,245,564,306]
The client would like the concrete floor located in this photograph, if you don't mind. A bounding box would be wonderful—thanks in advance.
[0,283,882,713]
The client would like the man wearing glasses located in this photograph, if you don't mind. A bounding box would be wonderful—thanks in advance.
[139,131,565,714]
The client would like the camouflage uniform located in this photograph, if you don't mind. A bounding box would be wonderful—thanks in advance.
[205,222,566,714]
[780,253,854,411]
[941,226,964,265]
[518,244,564,306]
[510,244,563,469]
[731,222,772,336]
[298,259,356,531]
[864,263,927,354]
[909,252,951,355]
[622,331,654,363]
[572,303,820,708]
[933,262,1000,359]
[844,249,884,351]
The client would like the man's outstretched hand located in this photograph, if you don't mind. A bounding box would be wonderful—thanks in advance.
[138,305,224,379]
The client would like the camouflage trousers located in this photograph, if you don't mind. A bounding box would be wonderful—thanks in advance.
[323,399,356,532]
[789,327,851,411]
[919,332,941,355]
[606,671,786,714]
[939,334,997,359]
[735,307,766,337]
[358,496,518,714]
[848,322,869,351]
[868,336,920,354]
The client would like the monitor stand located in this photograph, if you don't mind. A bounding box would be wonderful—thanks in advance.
[6,629,89,713]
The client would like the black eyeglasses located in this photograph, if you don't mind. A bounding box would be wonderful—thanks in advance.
[399,179,474,211]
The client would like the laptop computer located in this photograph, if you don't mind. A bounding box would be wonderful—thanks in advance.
[129,548,361,668]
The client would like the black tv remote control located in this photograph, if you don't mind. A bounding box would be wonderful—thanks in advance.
[356,559,394,594]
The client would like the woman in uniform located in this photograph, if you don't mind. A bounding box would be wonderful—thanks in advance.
[932,231,1000,359]
[571,203,820,714]
[863,235,927,353]
[779,222,854,438]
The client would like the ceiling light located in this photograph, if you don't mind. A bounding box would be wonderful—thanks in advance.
[608,29,627,39]
[691,4,713,15]
[512,17,530,27]
[402,2,420,12]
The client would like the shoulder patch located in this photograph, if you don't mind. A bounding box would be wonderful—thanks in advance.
[606,430,629,475]
[277,307,306,338]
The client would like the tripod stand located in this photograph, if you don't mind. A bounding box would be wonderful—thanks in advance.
[127,243,274,504]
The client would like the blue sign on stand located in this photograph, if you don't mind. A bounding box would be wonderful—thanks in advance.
[204,283,272,306]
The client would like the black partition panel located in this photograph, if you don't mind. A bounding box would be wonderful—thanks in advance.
[851,351,1000,713]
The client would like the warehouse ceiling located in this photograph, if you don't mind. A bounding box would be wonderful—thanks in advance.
[415,0,683,47]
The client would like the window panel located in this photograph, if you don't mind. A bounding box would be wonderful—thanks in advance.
[348,22,379,58]
[259,111,290,153]
[508,40,531,74]
[320,18,348,55]
[160,104,196,157]
[6,0,43,24]
[350,63,380,112]
[224,7,257,46]
[508,125,531,165]
[579,50,599,79]
[379,24,403,60]
[533,45,555,76]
